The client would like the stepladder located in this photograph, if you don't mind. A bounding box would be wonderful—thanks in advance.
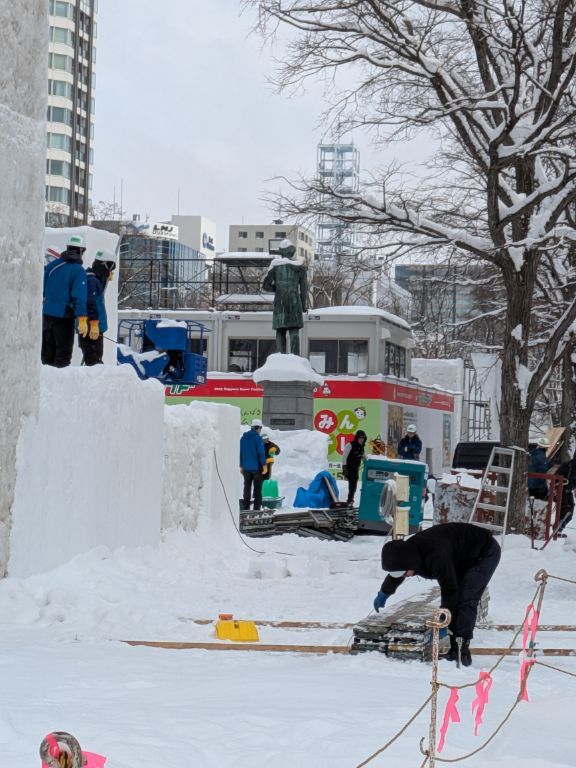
[468,447,516,547]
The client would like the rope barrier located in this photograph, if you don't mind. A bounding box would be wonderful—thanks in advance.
[437,580,544,692]
[354,694,434,768]
[355,568,575,767]
[545,573,576,586]
[533,659,576,679]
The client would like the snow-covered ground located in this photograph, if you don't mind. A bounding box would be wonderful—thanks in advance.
[1,462,575,765]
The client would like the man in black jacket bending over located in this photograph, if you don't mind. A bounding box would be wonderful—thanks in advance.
[373,523,501,666]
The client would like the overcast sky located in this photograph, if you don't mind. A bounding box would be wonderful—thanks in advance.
[92,2,428,250]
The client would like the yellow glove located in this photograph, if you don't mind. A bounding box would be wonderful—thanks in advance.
[262,465,268,475]
[89,319,100,340]
[77,316,88,337]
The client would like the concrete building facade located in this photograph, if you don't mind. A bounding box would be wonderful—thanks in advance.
[46,0,97,226]
[228,222,315,263]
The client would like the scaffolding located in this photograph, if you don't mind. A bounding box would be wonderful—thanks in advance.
[316,143,360,261]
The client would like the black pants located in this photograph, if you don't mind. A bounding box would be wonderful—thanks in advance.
[41,315,75,368]
[452,537,501,639]
[347,468,359,504]
[79,333,104,366]
[243,470,264,510]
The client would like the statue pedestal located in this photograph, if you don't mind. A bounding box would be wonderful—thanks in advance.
[261,380,316,431]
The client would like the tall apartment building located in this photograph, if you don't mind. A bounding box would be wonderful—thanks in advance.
[228,221,315,262]
[46,0,98,227]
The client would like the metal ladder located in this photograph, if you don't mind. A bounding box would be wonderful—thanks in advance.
[468,447,516,547]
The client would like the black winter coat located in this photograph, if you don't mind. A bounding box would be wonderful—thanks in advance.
[380,523,494,620]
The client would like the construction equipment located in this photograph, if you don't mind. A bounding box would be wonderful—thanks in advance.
[117,318,208,386]
[468,446,516,545]
[239,459,427,541]
[239,506,358,540]
[358,456,428,533]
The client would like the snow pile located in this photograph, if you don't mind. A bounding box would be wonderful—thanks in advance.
[162,401,240,532]
[260,427,330,505]
[253,352,324,385]
[0,1,47,577]
[9,366,165,577]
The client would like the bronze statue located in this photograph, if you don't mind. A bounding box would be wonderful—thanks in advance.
[262,239,308,355]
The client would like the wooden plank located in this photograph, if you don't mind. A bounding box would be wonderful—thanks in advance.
[123,640,350,654]
[185,618,576,632]
[122,641,576,657]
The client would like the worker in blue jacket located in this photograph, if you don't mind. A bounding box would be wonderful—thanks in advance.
[42,233,88,367]
[79,249,117,366]
[240,419,266,510]
[398,424,422,460]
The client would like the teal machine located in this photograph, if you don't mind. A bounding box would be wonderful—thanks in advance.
[357,457,428,534]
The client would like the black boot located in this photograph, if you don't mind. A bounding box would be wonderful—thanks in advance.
[445,634,459,662]
[445,635,472,666]
[460,639,472,667]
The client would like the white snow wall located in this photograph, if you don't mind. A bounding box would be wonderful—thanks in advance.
[0,3,48,576]
[8,367,165,578]
[162,402,241,532]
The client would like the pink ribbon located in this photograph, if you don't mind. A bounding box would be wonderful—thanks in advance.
[471,671,492,735]
[83,752,107,767]
[522,604,539,652]
[519,603,539,701]
[438,687,461,752]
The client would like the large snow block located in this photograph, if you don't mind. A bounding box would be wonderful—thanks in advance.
[0,0,48,577]
[162,402,241,531]
[8,366,165,577]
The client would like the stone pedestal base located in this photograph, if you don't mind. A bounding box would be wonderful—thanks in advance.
[261,380,316,431]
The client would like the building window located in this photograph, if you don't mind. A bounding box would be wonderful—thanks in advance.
[238,231,248,239]
[47,186,70,204]
[49,53,74,72]
[255,231,264,239]
[47,105,73,125]
[385,342,406,378]
[255,248,264,252]
[48,132,72,151]
[50,0,75,19]
[48,79,73,99]
[228,339,275,372]
[309,339,368,375]
[47,159,71,178]
[275,231,287,238]
[237,247,247,252]
[50,26,75,46]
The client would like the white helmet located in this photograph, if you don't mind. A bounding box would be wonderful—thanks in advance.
[251,418,263,428]
[261,430,270,440]
[66,233,86,250]
[407,424,417,433]
[94,249,117,271]
[536,437,550,448]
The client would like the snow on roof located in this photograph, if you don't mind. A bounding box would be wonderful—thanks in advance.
[253,353,325,385]
[156,319,188,329]
[308,305,411,330]
[215,251,273,260]
[216,294,274,304]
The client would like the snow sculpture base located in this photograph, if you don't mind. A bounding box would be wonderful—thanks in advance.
[261,380,316,431]
[253,353,323,432]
